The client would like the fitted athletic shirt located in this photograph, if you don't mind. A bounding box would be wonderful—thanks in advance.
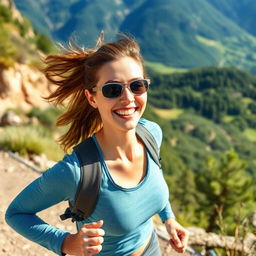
[5,119,174,256]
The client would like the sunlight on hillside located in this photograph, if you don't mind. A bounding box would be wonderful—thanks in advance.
[145,61,187,74]
[243,128,256,142]
[196,35,222,48]
[196,34,256,70]
[153,108,183,120]
[196,35,224,52]
[242,97,253,105]
[223,115,234,123]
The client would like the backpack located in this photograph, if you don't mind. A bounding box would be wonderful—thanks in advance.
[60,123,161,222]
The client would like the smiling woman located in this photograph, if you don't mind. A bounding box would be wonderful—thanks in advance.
[5,33,189,256]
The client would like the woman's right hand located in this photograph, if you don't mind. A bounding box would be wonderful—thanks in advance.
[62,220,105,256]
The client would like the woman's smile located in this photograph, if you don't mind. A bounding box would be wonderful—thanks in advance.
[113,107,139,119]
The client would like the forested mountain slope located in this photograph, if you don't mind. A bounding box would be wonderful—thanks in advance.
[14,0,256,73]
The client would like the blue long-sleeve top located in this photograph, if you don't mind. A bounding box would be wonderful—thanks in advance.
[5,119,174,256]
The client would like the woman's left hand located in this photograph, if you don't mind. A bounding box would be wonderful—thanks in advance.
[164,218,189,253]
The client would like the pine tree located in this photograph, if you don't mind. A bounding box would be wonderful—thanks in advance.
[196,149,254,232]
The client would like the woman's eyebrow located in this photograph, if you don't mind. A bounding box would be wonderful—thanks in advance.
[103,77,143,84]
[103,79,119,84]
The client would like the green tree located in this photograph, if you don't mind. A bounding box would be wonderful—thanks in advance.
[0,23,17,67]
[35,33,55,54]
[196,149,254,232]
[167,166,202,226]
[0,4,12,23]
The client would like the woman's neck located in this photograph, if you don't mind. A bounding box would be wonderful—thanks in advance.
[95,127,140,161]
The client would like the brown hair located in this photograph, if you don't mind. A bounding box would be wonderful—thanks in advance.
[43,33,146,152]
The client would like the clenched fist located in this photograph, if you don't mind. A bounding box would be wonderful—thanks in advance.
[61,220,105,256]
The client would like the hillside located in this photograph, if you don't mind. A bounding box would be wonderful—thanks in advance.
[0,1,54,111]
[0,1,55,68]
[146,67,256,179]
[207,0,256,36]
[13,0,256,73]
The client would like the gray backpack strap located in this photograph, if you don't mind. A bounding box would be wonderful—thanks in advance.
[60,137,102,222]
[136,123,161,168]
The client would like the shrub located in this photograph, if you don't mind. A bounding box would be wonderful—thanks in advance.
[35,33,55,53]
[0,126,64,161]
[27,107,62,128]
[0,5,12,23]
[0,24,17,67]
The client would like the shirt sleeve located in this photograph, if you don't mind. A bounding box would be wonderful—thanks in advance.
[158,202,175,222]
[5,153,80,255]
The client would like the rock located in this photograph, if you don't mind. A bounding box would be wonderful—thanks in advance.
[187,226,256,254]
[29,116,40,126]
[29,154,48,169]
[29,154,56,170]
[0,63,51,112]
[4,166,15,173]
[22,244,30,250]
[249,210,256,228]
[0,111,22,126]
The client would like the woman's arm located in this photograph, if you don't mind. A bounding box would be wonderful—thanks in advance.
[5,155,79,255]
[164,217,189,253]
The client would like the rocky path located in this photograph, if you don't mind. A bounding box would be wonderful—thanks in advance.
[0,150,190,256]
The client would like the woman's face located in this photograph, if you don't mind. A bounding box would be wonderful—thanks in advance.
[86,56,147,133]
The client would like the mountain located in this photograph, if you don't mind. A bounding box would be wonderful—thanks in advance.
[207,0,256,36]
[13,0,256,73]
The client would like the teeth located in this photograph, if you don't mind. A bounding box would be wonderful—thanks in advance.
[115,108,136,116]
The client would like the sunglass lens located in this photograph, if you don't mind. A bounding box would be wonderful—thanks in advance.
[102,83,122,98]
[130,80,148,94]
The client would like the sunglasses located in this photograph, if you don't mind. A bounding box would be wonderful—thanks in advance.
[91,79,150,98]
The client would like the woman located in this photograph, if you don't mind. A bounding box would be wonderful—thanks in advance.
[5,34,189,256]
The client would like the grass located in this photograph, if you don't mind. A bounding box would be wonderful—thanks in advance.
[145,61,187,74]
[242,97,253,105]
[243,128,256,142]
[153,108,183,120]
[196,35,223,49]
[196,34,256,72]
[0,125,64,161]
[223,115,235,123]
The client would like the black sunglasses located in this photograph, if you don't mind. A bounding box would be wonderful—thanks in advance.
[91,79,150,98]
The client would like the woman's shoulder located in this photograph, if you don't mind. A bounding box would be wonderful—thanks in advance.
[43,151,81,186]
[138,118,163,147]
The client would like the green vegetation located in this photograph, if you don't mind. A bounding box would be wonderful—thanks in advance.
[0,3,55,67]
[0,107,65,161]
[152,108,183,120]
[207,0,256,36]
[28,107,63,128]
[143,66,256,230]
[196,149,254,232]
[145,61,186,74]
[0,125,63,161]
[243,129,256,142]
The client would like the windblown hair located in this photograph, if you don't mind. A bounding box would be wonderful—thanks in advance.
[43,33,146,152]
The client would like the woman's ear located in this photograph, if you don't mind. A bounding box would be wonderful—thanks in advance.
[84,89,98,108]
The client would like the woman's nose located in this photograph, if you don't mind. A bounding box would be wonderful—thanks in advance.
[120,86,134,103]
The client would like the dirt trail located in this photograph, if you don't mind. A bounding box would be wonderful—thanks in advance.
[0,150,190,256]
